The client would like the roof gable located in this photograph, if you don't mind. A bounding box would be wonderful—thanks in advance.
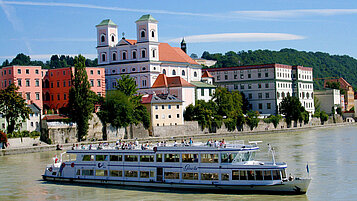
[152,74,195,88]
[202,70,213,78]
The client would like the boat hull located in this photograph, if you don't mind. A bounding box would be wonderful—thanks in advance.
[42,175,310,194]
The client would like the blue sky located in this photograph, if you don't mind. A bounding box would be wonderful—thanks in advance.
[1,0,357,63]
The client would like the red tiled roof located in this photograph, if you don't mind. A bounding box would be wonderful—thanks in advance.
[202,70,213,78]
[42,115,68,121]
[141,94,152,104]
[324,77,352,89]
[152,74,195,88]
[118,39,198,65]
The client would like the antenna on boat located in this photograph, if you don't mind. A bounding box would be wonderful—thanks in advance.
[267,144,276,165]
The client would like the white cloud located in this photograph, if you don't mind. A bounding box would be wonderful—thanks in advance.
[10,38,97,42]
[167,33,305,43]
[0,53,97,61]
[233,9,357,19]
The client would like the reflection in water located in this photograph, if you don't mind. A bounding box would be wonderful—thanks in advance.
[0,125,356,201]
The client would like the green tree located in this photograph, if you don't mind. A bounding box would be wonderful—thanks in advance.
[319,111,329,125]
[279,96,303,127]
[10,53,31,66]
[263,115,283,128]
[1,59,9,67]
[0,84,32,134]
[67,55,97,142]
[246,111,260,130]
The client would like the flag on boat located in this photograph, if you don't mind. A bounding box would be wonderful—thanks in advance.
[306,163,309,174]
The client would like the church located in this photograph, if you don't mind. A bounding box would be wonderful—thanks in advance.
[96,14,215,108]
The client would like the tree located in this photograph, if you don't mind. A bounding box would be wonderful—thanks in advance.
[279,96,303,127]
[246,111,260,130]
[10,53,31,66]
[1,59,9,67]
[263,115,283,128]
[67,55,97,142]
[190,53,198,59]
[0,84,32,134]
[319,111,329,125]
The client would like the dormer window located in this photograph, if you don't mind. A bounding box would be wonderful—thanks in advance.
[194,71,197,77]
[100,34,105,43]
[141,30,145,38]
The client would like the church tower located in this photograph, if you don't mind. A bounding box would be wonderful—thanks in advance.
[96,19,118,65]
[136,14,158,43]
[181,38,187,53]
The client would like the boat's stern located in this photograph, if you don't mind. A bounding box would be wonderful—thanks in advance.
[42,163,61,180]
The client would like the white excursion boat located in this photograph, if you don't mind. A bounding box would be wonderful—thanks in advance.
[42,140,311,194]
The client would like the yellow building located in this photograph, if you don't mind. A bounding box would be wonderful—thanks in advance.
[142,94,184,128]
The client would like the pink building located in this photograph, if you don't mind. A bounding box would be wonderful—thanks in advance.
[0,66,43,110]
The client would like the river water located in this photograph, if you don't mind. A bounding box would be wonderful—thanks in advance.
[0,125,356,201]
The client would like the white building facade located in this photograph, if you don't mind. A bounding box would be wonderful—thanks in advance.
[205,64,314,115]
[96,15,202,93]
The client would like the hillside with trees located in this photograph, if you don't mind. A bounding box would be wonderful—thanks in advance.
[201,49,357,90]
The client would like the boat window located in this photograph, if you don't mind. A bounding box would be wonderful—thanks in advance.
[264,170,272,180]
[221,173,229,181]
[110,155,122,161]
[182,154,198,163]
[140,155,155,162]
[164,172,180,179]
[164,154,180,162]
[272,170,280,180]
[183,172,199,180]
[95,155,108,161]
[140,171,150,178]
[76,170,80,176]
[82,169,94,176]
[95,170,108,176]
[201,173,219,180]
[125,170,138,177]
[150,171,155,178]
[232,170,239,180]
[239,170,247,180]
[124,155,138,162]
[221,153,237,163]
[156,154,162,162]
[110,170,122,177]
[281,170,287,179]
[82,155,94,161]
[255,171,263,180]
[235,151,252,162]
[200,154,219,163]
[247,170,255,180]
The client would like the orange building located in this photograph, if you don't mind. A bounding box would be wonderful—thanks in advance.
[0,66,43,110]
[43,67,105,112]
[324,77,354,111]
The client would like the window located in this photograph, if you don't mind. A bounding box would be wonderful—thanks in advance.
[140,171,150,178]
[194,72,197,77]
[258,73,261,78]
[26,69,29,74]
[112,52,117,61]
[98,80,101,87]
[172,70,176,75]
[152,49,156,58]
[82,155,94,161]
[168,105,171,109]
[248,94,252,99]
[102,53,106,62]
[176,105,180,109]
[265,72,269,77]
[36,93,40,100]
[3,70,6,75]
[141,30,145,38]
[68,80,71,87]
[125,170,138,178]
[122,51,127,60]
[35,69,39,74]
[64,93,67,100]
[140,155,154,162]
[90,80,94,87]
[234,74,238,79]
[222,173,230,181]
[201,89,204,96]
[101,34,105,42]
[155,115,159,119]
[57,81,59,87]
[183,173,198,180]
[35,79,40,87]
[164,154,180,162]
[162,105,165,109]
[90,70,94,75]
[258,84,261,88]
[272,170,280,180]
[156,154,162,162]
[182,154,198,163]
[97,70,101,75]
[248,74,251,78]
[221,153,237,163]
[217,75,220,80]
[267,103,271,109]
[110,155,122,161]
[240,84,244,90]
[18,79,22,87]
[124,155,138,162]
[132,51,137,59]
[151,30,155,38]
[95,170,108,176]
[209,89,212,96]
[82,169,94,176]
[259,103,263,110]
[63,81,66,87]
[18,69,21,74]
[57,94,60,100]
[225,75,228,80]
[265,93,269,98]
[26,79,30,87]
[200,154,218,163]
[265,83,269,88]
[164,172,180,179]
[248,84,252,89]
[110,170,122,177]
[182,70,185,76]
[201,173,219,180]
[240,74,244,79]
[141,49,146,58]
[111,35,115,42]
[177,114,180,118]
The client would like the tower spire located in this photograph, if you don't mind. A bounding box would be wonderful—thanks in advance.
[181,37,187,53]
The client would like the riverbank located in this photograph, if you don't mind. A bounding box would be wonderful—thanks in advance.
[1,122,356,156]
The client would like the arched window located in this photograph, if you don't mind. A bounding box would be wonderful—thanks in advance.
[141,30,145,38]
[151,30,155,38]
[163,69,166,75]
[141,49,146,58]
[306,92,310,99]
[277,92,280,99]
[101,34,105,43]
[111,35,115,42]
[152,49,156,58]
[112,52,117,61]
[182,70,185,76]
[311,92,314,98]
[282,92,285,98]
[194,71,197,77]
[172,70,176,75]
[122,51,127,60]
[132,51,137,59]
[101,53,106,62]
